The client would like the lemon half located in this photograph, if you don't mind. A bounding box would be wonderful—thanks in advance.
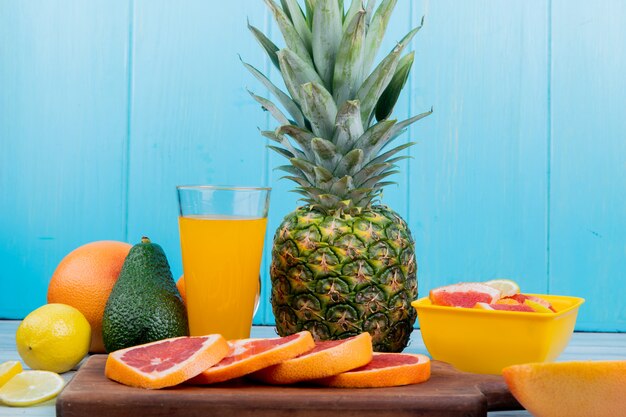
[0,370,64,406]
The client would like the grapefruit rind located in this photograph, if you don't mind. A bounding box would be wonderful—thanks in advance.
[105,335,229,389]
[503,361,626,417]
[314,353,431,388]
[189,331,315,384]
[251,332,373,385]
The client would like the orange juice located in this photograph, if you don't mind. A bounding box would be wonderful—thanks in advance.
[178,215,267,339]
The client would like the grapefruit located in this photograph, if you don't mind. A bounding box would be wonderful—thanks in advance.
[314,353,431,388]
[430,283,501,308]
[105,335,230,389]
[503,360,626,417]
[47,240,132,352]
[475,302,534,312]
[251,332,373,385]
[189,331,315,384]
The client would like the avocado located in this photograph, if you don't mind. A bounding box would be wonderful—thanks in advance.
[102,237,189,352]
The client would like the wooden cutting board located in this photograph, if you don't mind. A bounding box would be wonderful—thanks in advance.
[57,355,522,417]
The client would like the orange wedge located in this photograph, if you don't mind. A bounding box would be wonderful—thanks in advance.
[314,353,431,388]
[105,335,229,389]
[189,331,315,384]
[503,360,626,417]
[251,332,373,385]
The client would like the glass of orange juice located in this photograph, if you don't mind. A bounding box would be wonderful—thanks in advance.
[177,185,270,339]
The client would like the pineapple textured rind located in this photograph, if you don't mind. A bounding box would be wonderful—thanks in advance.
[270,206,417,352]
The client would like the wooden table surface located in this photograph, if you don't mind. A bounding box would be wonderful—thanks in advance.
[1,321,625,417]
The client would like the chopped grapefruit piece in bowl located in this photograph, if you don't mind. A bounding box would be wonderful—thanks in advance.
[429,283,501,307]
[474,302,534,312]
[412,293,584,374]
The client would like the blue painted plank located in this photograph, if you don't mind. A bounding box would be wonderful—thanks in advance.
[0,0,131,318]
[373,0,413,218]
[408,1,550,305]
[550,0,626,331]
[125,1,271,321]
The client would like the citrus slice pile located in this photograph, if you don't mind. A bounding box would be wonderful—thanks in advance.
[503,360,626,417]
[251,332,373,385]
[0,370,64,407]
[314,353,431,388]
[0,361,22,388]
[190,331,315,384]
[105,335,230,389]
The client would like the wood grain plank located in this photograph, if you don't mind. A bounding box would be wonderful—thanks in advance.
[125,0,270,303]
[0,0,131,318]
[407,0,549,307]
[550,0,626,331]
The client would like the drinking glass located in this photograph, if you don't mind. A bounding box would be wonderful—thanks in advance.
[177,186,270,339]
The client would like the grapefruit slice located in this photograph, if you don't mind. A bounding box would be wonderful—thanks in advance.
[251,332,373,385]
[430,283,501,308]
[189,331,315,384]
[475,302,534,312]
[105,335,229,389]
[503,360,626,417]
[314,353,431,388]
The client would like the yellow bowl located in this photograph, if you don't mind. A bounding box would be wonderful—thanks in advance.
[411,294,585,374]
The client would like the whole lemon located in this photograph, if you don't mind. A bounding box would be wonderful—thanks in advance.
[16,304,91,373]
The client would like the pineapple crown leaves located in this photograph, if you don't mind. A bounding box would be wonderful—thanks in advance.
[246,0,431,213]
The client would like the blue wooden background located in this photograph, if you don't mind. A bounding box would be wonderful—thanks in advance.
[1,0,625,331]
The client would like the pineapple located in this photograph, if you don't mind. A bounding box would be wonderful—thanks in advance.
[246,0,431,352]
